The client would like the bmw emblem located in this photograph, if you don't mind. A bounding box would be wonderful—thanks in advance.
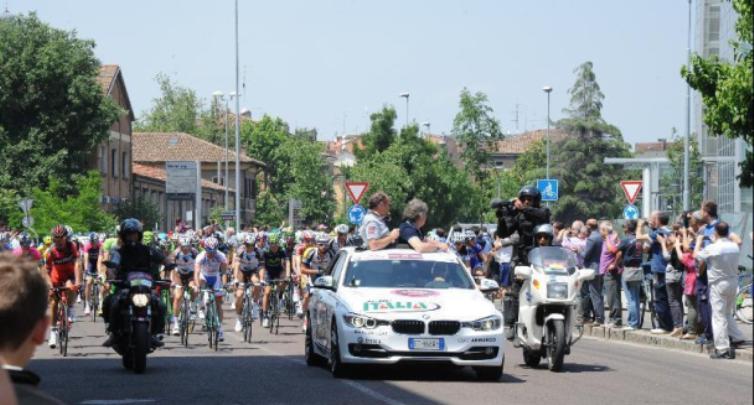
[422,314,430,320]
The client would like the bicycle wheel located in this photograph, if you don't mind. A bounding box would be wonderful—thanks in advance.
[205,297,216,348]
[162,289,173,335]
[735,283,753,324]
[91,283,99,323]
[180,297,190,347]
[243,294,253,343]
[58,305,69,357]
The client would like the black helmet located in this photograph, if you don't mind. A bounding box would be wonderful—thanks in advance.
[534,224,554,240]
[518,186,541,206]
[19,233,32,247]
[118,218,143,245]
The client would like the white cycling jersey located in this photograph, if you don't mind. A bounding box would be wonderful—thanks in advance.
[195,250,227,277]
[174,248,198,275]
[236,245,262,272]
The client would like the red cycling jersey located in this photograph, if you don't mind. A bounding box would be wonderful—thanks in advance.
[45,241,79,287]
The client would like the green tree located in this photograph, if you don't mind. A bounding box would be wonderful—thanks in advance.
[358,106,397,158]
[0,13,120,194]
[240,115,291,194]
[254,190,286,227]
[553,61,632,224]
[280,138,335,225]
[113,196,161,230]
[26,172,117,234]
[682,0,753,186]
[451,88,504,183]
[135,73,202,134]
[661,131,705,214]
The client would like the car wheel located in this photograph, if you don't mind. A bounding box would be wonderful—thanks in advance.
[523,348,541,368]
[305,315,321,366]
[474,357,504,381]
[329,321,349,378]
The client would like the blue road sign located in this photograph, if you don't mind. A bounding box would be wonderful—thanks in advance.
[537,179,559,202]
[348,204,366,225]
[623,204,639,220]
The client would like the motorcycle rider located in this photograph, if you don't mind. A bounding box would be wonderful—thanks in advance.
[534,224,555,247]
[491,186,551,339]
[101,218,168,348]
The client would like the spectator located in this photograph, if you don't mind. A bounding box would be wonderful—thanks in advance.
[658,224,685,337]
[562,221,591,324]
[694,222,745,359]
[600,220,622,327]
[0,253,65,404]
[398,198,447,253]
[618,220,643,330]
[679,218,700,339]
[583,218,605,326]
[695,201,719,344]
[552,221,565,246]
[638,212,674,333]
[359,191,400,250]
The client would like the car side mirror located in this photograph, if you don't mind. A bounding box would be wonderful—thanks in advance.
[514,266,532,280]
[313,275,335,290]
[478,278,499,292]
[577,268,596,282]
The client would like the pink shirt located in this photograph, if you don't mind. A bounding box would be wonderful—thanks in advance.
[13,246,42,261]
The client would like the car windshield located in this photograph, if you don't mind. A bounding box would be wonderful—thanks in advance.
[528,247,578,275]
[343,259,475,289]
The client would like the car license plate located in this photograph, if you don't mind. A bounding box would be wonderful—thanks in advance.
[408,338,444,351]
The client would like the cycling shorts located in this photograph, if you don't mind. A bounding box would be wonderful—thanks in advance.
[264,269,283,284]
[179,271,194,286]
[498,262,512,288]
[50,269,75,287]
[200,274,223,296]
[85,261,99,276]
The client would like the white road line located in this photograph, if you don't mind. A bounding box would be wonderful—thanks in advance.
[80,400,156,404]
[231,331,408,405]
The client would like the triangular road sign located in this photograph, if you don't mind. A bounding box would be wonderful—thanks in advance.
[620,181,643,204]
[345,182,369,204]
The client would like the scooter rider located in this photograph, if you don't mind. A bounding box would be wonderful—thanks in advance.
[102,218,169,348]
[491,186,551,339]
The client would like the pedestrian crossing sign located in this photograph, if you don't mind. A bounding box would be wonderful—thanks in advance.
[537,179,558,202]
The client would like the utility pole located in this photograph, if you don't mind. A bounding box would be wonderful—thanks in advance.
[234,0,242,229]
[683,0,692,211]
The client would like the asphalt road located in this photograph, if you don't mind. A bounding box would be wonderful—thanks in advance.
[30,300,753,405]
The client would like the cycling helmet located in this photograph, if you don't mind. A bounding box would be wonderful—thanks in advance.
[463,230,477,242]
[89,232,98,243]
[179,237,191,248]
[335,224,349,235]
[518,186,541,206]
[302,230,315,244]
[19,234,32,247]
[64,225,74,238]
[43,236,52,246]
[534,224,554,240]
[204,237,219,252]
[51,225,68,239]
[118,218,144,244]
[268,233,281,246]
[243,233,257,245]
[450,232,466,244]
[142,230,154,245]
[315,232,331,245]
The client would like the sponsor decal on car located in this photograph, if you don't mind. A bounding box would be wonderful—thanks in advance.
[390,289,440,298]
[362,299,440,312]
[471,337,497,343]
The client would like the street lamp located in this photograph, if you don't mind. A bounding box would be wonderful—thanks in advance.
[212,91,230,210]
[683,0,692,211]
[233,0,242,229]
[422,121,431,138]
[399,92,410,128]
[542,86,552,180]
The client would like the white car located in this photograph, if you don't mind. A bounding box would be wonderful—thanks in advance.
[305,247,505,380]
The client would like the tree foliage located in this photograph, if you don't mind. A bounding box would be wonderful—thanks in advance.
[451,88,504,183]
[358,106,397,158]
[254,190,286,227]
[240,116,291,194]
[682,0,753,186]
[279,138,335,225]
[113,196,161,231]
[554,61,632,224]
[660,131,705,213]
[0,13,120,195]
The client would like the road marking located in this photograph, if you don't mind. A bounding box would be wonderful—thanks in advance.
[80,400,156,404]
[231,332,408,405]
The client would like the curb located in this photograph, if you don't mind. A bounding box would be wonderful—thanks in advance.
[581,324,753,362]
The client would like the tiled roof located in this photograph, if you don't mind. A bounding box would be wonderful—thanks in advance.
[97,64,119,94]
[132,132,265,167]
[493,129,569,154]
[634,141,669,154]
[132,163,233,192]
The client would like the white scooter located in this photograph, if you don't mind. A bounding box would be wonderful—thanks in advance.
[513,247,595,371]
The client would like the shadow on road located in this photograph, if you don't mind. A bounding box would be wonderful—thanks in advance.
[327,363,524,384]
[517,361,611,373]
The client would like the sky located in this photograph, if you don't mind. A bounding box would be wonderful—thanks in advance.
[11,0,693,144]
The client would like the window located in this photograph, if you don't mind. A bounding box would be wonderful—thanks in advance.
[111,149,118,177]
[329,253,348,285]
[122,151,129,178]
[99,145,107,174]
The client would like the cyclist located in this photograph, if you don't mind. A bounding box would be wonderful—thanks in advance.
[45,225,81,348]
[12,234,42,263]
[260,233,289,328]
[331,224,350,252]
[170,237,199,335]
[233,233,264,332]
[81,233,102,316]
[300,233,335,332]
[194,237,228,341]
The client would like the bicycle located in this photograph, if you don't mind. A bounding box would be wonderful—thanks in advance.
[638,266,657,330]
[240,282,256,343]
[282,275,296,321]
[735,265,753,324]
[201,288,221,351]
[51,286,72,357]
[89,275,102,323]
[266,279,288,335]
[178,281,197,347]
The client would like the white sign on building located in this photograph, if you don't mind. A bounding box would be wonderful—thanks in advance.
[166,161,198,194]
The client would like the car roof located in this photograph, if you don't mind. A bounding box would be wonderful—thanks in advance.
[344,247,460,263]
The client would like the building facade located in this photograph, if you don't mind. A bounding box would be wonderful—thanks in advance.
[694,0,751,215]
[91,65,134,209]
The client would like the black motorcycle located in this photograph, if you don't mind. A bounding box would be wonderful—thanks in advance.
[106,267,171,373]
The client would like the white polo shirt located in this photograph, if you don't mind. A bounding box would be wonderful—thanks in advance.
[697,238,740,283]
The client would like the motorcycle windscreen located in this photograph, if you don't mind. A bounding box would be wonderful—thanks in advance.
[527,247,578,275]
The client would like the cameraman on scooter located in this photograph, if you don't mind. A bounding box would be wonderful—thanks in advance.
[491,186,551,340]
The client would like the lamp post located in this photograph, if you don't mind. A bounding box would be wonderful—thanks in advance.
[543,86,552,180]
[212,91,231,210]
[683,0,692,211]
[233,0,242,229]
[422,121,431,138]
[399,92,410,128]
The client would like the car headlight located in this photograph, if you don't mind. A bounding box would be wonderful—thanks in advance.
[131,293,150,308]
[462,315,501,331]
[547,283,568,299]
[343,313,383,329]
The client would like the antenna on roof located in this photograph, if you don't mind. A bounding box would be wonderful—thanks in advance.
[3,0,9,15]
[512,103,519,131]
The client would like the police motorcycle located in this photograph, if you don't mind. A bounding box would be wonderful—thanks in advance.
[513,246,595,371]
[105,257,174,373]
